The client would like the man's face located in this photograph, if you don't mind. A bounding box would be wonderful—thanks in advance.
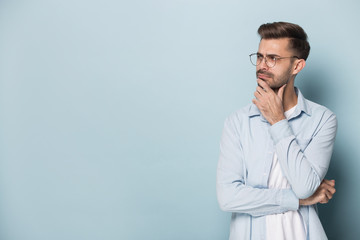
[256,38,296,90]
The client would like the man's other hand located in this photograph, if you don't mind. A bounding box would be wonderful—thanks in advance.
[299,179,336,206]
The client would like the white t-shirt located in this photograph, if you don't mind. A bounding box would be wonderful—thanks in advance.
[265,105,306,240]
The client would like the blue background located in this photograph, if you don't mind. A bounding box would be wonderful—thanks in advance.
[0,0,359,239]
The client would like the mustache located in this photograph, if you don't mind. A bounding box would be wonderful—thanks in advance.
[256,70,273,78]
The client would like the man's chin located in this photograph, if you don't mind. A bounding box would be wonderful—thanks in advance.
[270,85,286,93]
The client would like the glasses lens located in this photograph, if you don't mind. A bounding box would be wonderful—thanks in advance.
[249,54,278,68]
[250,54,258,66]
[266,56,276,68]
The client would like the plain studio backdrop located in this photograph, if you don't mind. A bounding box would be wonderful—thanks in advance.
[0,0,359,239]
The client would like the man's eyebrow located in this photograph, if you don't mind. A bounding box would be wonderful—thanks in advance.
[256,52,281,57]
[266,53,281,57]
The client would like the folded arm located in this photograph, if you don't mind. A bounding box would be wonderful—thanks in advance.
[269,114,337,199]
[216,117,299,217]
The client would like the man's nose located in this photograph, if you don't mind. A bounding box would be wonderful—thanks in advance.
[258,57,269,70]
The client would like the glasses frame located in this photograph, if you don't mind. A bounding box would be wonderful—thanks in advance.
[249,53,300,68]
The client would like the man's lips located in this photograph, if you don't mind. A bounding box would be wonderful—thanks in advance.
[257,73,272,79]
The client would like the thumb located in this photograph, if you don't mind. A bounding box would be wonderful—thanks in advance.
[277,84,287,100]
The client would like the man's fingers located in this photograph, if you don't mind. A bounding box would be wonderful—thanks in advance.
[316,180,336,204]
[254,90,262,101]
[321,180,336,194]
[318,189,330,204]
[327,185,336,195]
[320,198,329,204]
[257,79,272,93]
[256,86,265,95]
[323,179,335,187]
[325,189,334,200]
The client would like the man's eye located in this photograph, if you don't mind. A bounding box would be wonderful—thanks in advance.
[269,56,277,61]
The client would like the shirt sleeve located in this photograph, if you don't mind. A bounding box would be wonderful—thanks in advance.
[268,112,337,199]
[216,116,299,217]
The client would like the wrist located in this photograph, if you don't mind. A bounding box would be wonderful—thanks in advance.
[299,197,314,206]
[270,115,286,125]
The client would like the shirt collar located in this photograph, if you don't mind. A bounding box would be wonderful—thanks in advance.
[248,87,311,120]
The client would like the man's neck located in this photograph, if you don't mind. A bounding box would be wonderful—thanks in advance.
[282,83,298,111]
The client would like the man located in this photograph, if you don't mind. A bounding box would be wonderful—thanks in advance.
[216,22,337,240]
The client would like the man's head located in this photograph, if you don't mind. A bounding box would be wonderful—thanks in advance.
[254,22,309,90]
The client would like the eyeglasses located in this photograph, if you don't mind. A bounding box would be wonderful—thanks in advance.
[249,53,299,68]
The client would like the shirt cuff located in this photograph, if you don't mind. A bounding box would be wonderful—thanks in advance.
[280,189,299,211]
[269,119,294,145]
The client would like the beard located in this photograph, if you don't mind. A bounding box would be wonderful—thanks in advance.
[256,68,292,91]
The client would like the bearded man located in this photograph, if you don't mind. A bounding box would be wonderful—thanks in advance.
[217,22,337,240]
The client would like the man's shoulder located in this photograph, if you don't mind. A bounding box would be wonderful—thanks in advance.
[301,97,338,129]
[304,98,336,118]
[224,103,254,124]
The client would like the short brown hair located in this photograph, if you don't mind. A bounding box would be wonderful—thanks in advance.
[258,22,310,60]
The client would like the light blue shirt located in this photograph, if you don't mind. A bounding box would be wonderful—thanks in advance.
[216,88,337,240]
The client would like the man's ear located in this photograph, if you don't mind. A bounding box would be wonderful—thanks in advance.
[293,59,306,75]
